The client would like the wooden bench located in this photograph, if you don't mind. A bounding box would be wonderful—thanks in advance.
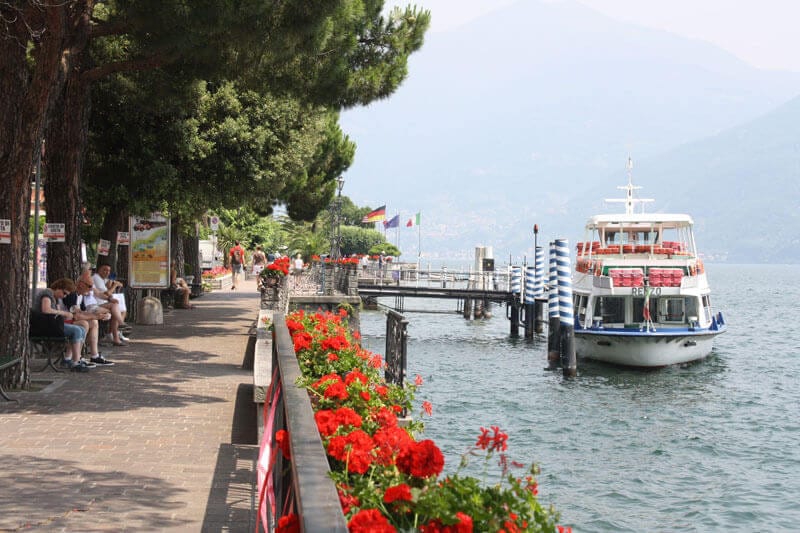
[0,355,22,402]
[29,337,67,372]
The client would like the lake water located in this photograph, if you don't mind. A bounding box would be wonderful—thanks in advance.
[359,264,800,531]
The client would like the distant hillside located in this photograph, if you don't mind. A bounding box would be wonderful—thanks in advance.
[340,0,800,263]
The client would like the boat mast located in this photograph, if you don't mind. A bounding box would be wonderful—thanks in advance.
[605,157,654,214]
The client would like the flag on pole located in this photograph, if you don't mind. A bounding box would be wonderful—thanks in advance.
[406,212,421,227]
[383,214,400,229]
[362,205,386,223]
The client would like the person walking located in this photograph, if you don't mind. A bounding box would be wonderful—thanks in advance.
[251,245,267,277]
[229,241,246,290]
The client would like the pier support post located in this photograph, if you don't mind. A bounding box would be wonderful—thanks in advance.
[555,239,577,377]
[510,297,520,337]
[533,246,545,334]
[547,242,560,369]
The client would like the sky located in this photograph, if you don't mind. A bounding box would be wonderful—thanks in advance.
[398,0,800,72]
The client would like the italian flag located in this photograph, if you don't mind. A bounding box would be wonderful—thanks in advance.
[406,212,421,227]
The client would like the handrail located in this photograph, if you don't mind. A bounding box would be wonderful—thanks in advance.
[269,313,348,532]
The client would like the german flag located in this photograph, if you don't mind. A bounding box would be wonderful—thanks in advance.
[361,205,386,223]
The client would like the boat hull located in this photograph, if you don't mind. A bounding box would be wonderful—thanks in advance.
[574,328,723,367]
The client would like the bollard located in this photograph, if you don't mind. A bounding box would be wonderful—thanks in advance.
[555,239,577,377]
[547,242,560,369]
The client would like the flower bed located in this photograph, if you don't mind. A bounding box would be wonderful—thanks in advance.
[276,309,570,533]
[201,266,232,290]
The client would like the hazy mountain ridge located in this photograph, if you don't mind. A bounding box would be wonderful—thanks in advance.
[341,0,800,263]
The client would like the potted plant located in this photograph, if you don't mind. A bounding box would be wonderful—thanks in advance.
[259,256,290,289]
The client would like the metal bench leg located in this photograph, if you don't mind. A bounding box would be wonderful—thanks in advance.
[0,384,17,402]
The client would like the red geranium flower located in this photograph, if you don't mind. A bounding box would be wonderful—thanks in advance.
[327,429,375,474]
[373,425,413,466]
[422,401,433,416]
[323,381,349,400]
[348,509,396,532]
[276,513,300,533]
[383,483,413,503]
[397,439,444,478]
[275,429,291,460]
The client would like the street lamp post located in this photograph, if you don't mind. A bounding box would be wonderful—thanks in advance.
[330,176,345,260]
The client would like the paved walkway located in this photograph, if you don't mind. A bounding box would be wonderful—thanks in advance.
[0,276,262,532]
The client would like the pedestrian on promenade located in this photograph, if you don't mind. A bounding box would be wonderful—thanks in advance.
[229,241,246,290]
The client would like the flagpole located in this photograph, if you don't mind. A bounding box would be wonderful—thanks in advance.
[417,212,421,274]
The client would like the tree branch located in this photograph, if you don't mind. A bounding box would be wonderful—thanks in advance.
[80,53,176,83]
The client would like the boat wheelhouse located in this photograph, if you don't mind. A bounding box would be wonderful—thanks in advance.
[572,161,725,367]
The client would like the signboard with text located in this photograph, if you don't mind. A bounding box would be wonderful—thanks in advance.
[128,214,170,288]
[117,231,130,245]
[0,219,10,244]
[43,223,65,242]
[98,239,111,256]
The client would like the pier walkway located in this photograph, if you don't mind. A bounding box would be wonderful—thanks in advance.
[0,277,262,532]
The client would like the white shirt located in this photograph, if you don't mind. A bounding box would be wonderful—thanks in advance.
[92,273,110,304]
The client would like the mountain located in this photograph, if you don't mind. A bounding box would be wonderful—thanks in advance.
[339,0,800,263]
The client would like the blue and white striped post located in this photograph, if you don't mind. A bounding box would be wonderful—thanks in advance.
[533,245,545,334]
[555,238,577,377]
[547,242,560,368]
[523,264,536,338]
[509,265,522,337]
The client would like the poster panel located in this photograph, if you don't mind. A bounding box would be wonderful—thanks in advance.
[98,239,111,256]
[43,223,65,242]
[0,219,10,244]
[117,231,130,245]
[129,214,170,288]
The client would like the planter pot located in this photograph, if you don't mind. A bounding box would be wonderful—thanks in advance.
[208,274,232,290]
[262,276,280,288]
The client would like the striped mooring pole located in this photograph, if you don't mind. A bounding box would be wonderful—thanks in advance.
[523,263,536,338]
[547,242,560,369]
[533,245,546,334]
[509,265,522,337]
[555,238,577,377]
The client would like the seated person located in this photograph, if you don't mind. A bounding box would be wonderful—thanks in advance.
[170,262,193,309]
[33,279,90,372]
[84,268,128,346]
[64,279,115,366]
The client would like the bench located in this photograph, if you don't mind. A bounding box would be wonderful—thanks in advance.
[29,337,67,372]
[0,355,22,402]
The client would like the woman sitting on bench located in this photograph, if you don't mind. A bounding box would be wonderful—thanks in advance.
[34,279,90,372]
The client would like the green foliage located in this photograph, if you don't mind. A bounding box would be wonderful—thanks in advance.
[368,242,401,256]
[340,226,386,256]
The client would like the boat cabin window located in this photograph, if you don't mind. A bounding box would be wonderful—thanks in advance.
[632,297,657,323]
[660,298,685,323]
[701,295,712,323]
[685,297,698,320]
[594,296,625,324]
[574,294,588,324]
[603,230,658,245]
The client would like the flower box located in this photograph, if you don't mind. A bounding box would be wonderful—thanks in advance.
[208,274,232,290]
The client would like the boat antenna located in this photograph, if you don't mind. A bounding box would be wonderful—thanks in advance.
[605,156,654,214]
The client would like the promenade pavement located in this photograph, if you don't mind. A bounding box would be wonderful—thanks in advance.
[0,276,262,532]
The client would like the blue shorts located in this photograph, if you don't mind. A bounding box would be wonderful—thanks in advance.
[232,263,243,274]
[64,324,86,343]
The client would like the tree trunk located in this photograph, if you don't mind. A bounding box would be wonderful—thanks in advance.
[45,52,91,283]
[170,215,184,276]
[183,225,202,281]
[98,206,129,274]
[0,6,73,390]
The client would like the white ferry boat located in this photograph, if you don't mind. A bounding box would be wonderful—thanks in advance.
[572,160,726,367]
